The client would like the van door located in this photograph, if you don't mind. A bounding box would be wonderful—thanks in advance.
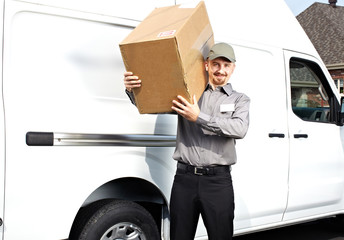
[231,44,289,232]
[283,50,344,220]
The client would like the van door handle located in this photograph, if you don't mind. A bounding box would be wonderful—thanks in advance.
[268,133,285,138]
[294,134,308,138]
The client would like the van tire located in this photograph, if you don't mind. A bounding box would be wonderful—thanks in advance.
[336,215,344,232]
[72,200,160,240]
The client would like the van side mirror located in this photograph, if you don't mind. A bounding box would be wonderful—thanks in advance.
[340,97,344,124]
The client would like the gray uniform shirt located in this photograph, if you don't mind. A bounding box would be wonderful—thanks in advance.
[126,83,250,167]
[173,83,250,166]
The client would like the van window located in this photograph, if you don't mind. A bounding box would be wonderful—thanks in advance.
[290,58,331,123]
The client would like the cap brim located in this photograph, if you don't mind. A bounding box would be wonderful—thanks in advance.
[208,54,236,62]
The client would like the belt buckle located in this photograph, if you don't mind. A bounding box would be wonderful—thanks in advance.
[194,167,204,175]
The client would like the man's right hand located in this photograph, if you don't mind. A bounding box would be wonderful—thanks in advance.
[124,72,141,92]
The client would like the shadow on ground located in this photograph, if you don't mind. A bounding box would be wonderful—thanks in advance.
[234,218,344,240]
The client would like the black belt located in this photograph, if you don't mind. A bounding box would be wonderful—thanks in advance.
[177,162,230,176]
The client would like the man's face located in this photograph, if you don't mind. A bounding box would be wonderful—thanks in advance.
[205,57,235,87]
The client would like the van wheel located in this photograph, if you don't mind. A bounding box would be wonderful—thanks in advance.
[72,200,160,240]
[336,215,344,232]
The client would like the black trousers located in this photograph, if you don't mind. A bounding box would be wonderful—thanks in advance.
[170,163,235,240]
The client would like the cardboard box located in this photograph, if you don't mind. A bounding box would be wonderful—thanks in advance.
[119,1,214,114]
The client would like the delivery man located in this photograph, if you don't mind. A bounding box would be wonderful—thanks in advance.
[123,42,250,240]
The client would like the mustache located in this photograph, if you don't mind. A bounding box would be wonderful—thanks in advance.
[214,72,227,77]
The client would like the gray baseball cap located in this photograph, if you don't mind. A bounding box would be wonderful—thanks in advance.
[207,42,236,62]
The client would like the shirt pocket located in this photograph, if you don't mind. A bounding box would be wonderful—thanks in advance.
[217,103,235,117]
[220,103,235,112]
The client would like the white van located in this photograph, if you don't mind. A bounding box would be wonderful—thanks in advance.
[1,0,344,239]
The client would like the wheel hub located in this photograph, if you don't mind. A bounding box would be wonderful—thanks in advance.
[101,222,146,240]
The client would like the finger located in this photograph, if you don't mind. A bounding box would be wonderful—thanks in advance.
[126,83,141,89]
[172,100,186,109]
[124,71,133,77]
[125,75,139,81]
[124,75,141,87]
[125,79,141,85]
[177,95,190,106]
[171,106,185,115]
[125,82,141,90]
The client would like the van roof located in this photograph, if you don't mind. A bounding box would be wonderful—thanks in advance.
[199,0,319,56]
[19,0,319,57]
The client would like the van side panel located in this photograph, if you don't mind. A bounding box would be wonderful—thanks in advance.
[3,1,177,239]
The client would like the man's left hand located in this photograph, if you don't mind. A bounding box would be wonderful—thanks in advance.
[172,95,200,122]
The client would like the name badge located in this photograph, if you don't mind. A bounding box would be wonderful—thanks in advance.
[220,104,235,113]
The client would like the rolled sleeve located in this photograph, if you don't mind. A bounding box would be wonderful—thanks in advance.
[196,95,250,138]
[125,89,137,106]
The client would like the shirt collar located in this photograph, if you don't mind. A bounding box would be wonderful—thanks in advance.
[206,83,233,96]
